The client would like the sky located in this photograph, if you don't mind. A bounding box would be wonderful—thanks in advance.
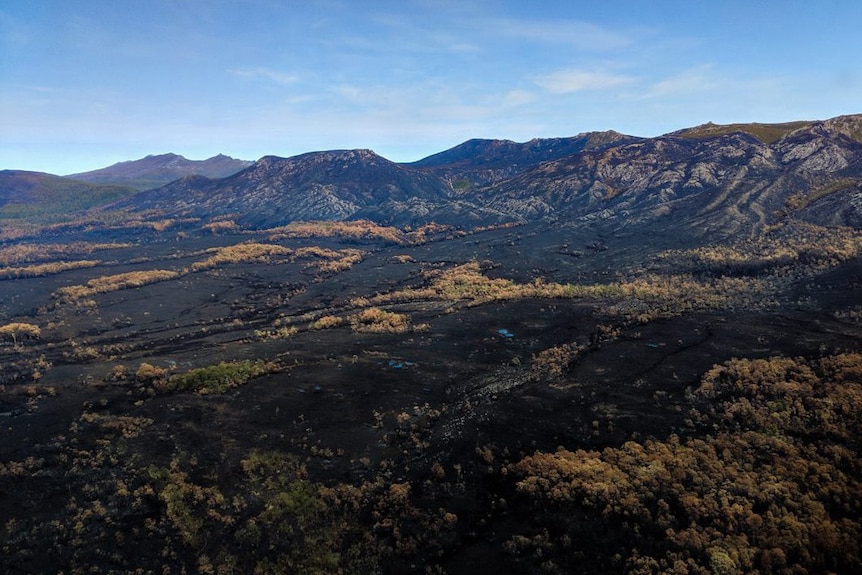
[1,0,860,174]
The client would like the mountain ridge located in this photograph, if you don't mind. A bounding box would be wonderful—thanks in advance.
[66,152,253,191]
[477,117,862,238]
[109,149,453,227]
[4,114,862,239]
[407,131,641,187]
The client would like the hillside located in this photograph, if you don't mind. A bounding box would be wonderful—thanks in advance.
[0,170,137,222]
[671,120,813,143]
[67,153,252,190]
[407,131,640,187]
[110,149,455,228]
[478,117,862,239]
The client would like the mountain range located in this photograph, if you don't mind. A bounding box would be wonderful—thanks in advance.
[2,114,861,238]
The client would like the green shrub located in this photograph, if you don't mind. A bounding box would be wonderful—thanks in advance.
[164,360,271,394]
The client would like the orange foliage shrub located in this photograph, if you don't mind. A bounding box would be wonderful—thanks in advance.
[299,248,364,273]
[54,270,181,301]
[201,220,239,234]
[268,219,408,244]
[0,242,129,266]
[509,353,862,574]
[191,243,292,271]
[531,342,588,377]
[0,322,41,344]
[0,260,100,280]
[309,315,346,330]
[135,362,167,381]
[350,308,411,334]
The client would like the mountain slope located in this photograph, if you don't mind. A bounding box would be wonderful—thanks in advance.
[476,115,862,239]
[0,170,138,222]
[408,131,640,187]
[68,153,252,190]
[113,149,453,227]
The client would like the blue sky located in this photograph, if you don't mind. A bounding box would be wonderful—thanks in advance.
[1,0,860,174]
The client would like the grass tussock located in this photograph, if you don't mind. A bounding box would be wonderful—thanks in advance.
[309,315,347,330]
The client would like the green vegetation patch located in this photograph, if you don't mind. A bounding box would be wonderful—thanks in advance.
[164,360,272,394]
[0,173,137,223]
[676,121,811,144]
[785,177,860,211]
[452,179,472,191]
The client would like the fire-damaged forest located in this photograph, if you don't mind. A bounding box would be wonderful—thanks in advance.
[1,115,862,574]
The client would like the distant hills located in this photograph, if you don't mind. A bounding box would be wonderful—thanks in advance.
[67,153,253,190]
[3,115,861,238]
[0,153,252,226]
[0,170,137,223]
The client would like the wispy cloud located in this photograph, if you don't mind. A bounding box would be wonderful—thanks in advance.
[363,12,482,55]
[485,18,633,51]
[227,67,300,86]
[646,66,720,98]
[500,89,537,108]
[534,69,636,94]
[643,66,787,103]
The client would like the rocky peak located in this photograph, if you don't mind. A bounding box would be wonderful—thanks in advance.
[773,118,862,173]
